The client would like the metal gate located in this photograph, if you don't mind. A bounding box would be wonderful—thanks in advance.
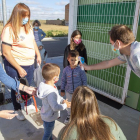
[68,0,140,104]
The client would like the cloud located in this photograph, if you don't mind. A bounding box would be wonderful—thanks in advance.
[30,11,65,20]
[6,1,66,20]
[30,7,65,20]
[30,7,42,11]
[56,1,68,6]
[38,6,53,11]
[16,0,39,5]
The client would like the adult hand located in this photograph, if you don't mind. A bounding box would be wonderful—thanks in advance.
[0,110,18,119]
[18,67,27,77]
[61,92,65,97]
[80,62,90,70]
[37,55,41,65]
[24,86,37,96]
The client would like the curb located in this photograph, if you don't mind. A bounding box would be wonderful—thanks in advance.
[48,56,64,59]
[42,37,68,41]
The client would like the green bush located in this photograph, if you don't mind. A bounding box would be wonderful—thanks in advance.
[46,31,54,37]
[45,30,68,37]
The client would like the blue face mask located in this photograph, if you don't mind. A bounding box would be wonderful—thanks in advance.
[34,26,39,30]
[22,17,28,25]
[111,42,121,56]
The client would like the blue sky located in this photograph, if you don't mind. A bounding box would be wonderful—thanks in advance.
[1,0,69,20]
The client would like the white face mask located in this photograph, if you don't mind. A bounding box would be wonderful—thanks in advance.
[111,41,121,56]
[54,76,59,83]
[22,17,28,25]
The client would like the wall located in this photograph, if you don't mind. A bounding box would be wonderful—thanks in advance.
[46,20,63,25]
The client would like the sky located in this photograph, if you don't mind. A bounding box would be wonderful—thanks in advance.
[0,0,69,20]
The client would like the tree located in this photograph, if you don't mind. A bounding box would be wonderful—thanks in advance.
[57,18,60,20]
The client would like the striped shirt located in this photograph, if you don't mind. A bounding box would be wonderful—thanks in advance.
[34,31,40,42]
[118,41,140,78]
[61,65,87,93]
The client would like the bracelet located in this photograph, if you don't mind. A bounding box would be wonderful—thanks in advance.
[22,85,25,91]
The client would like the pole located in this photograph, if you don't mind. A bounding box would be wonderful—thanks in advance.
[2,0,7,26]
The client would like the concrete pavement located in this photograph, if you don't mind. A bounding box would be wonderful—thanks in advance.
[42,37,68,58]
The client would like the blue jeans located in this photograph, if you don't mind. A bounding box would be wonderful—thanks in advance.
[43,121,55,140]
[4,59,34,110]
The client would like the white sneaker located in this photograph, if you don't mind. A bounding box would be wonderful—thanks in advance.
[64,115,70,124]
[15,110,25,121]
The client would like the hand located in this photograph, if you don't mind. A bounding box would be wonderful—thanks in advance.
[61,92,65,97]
[0,110,18,119]
[24,86,37,96]
[17,67,27,77]
[37,55,41,65]
[38,46,43,50]
[63,99,71,108]
[80,62,89,70]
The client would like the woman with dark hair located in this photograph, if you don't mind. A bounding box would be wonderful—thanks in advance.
[63,30,87,68]
[58,86,126,140]
[1,3,41,121]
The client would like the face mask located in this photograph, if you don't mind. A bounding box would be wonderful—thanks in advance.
[34,26,39,30]
[74,39,82,45]
[111,42,121,56]
[22,17,28,25]
[54,76,59,83]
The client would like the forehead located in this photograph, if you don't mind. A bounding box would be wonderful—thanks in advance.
[22,11,30,17]
[69,56,78,59]
[74,35,81,38]
[34,23,39,25]
[110,37,115,44]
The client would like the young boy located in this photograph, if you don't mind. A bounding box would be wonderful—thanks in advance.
[37,63,70,140]
[61,50,87,124]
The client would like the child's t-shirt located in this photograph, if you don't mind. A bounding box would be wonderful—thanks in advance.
[34,31,40,42]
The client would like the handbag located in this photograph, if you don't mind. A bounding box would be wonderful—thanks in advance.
[15,77,38,114]
[34,64,44,87]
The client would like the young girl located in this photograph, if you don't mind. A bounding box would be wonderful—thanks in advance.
[63,30,87,68]
[1,3,41,121]
[33,20,47,67]
[58,86,126,140]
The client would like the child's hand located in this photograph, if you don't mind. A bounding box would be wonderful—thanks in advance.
[64,99,71,108]
[61,92,65,97]
[38,46,43,50]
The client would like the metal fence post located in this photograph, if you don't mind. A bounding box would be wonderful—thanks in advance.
[2,0,7,26]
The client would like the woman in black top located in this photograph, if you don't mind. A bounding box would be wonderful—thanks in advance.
[63,30,87,68]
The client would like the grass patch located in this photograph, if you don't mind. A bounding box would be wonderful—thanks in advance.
[45,30,68,37]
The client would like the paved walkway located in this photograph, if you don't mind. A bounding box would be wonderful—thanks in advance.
[0,56,139,140]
